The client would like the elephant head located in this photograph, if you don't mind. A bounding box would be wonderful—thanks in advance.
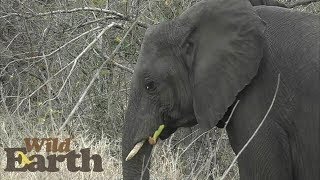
[122,0,266,179]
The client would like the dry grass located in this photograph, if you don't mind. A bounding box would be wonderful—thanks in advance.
[0,114,238,180]
[0,114,122,180]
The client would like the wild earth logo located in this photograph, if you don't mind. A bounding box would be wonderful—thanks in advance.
[4,138,103,172]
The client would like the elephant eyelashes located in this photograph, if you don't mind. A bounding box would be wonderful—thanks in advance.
[145,81,156,92]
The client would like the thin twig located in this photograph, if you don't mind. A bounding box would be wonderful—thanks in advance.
[0,26,102,76]
[178,100,240,160]
[57,23,117,97]
[287,0,319,8]
[0,84,10,115]
[75,16,118,28]
[172,129,199,148]
[212,100,240,173]
[11,24,121,114]
[43,55,57,131]
[94,49,134,74]
[113,62,134,73]
[178,130,210,159]
[58,20,139,133]
[1,7,125,19]
[224,101,241,127]
[220,74,281,180]
[1,7,148,28]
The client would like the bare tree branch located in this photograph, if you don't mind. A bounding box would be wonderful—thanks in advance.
[94,49,134,74]
[1,7,148,28]
[287,0,320,8]
[11,23,122,113]
[0,26,103,76]
[57,23,117,98]
[113,62,134,74]
[58,20,139,133]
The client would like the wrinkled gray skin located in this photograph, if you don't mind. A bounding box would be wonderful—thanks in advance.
[122,0,319,179]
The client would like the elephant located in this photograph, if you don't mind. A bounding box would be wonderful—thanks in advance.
[121,0,319,179]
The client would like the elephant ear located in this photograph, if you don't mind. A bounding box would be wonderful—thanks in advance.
[178,0,266,130]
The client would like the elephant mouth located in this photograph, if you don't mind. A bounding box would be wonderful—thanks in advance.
[159,114,197,140]
[126,124,169,161]
[159,126,177,140]
[159,113,181,140]
[125,114,196,161]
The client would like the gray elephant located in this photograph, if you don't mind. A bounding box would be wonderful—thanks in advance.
[122,0,319,179]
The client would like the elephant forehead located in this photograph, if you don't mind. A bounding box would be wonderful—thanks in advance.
[143,21,186,48]
[139,35,178,65]
[136,53,172,74]
[140,44,173,61]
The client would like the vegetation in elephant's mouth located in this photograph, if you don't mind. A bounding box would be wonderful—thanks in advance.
[125,125,166,161]
[148,124,165,145]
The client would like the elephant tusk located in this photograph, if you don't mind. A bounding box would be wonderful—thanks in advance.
[125,125,165,160]
[125,140,145,161]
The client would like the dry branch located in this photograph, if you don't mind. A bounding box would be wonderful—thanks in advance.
[11,23,122,114]
[287,0,320,8]
[58,20,139,133]
[1,7,148,28]
[0,26,102,76]
[94,50,134,74]
[57,23,117,97]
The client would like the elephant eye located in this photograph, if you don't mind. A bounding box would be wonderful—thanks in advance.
[185,41,194,55]
[145,81,156,92]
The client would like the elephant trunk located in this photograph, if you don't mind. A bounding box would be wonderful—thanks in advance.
[122,84,161,179]
[122,121,153,180]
